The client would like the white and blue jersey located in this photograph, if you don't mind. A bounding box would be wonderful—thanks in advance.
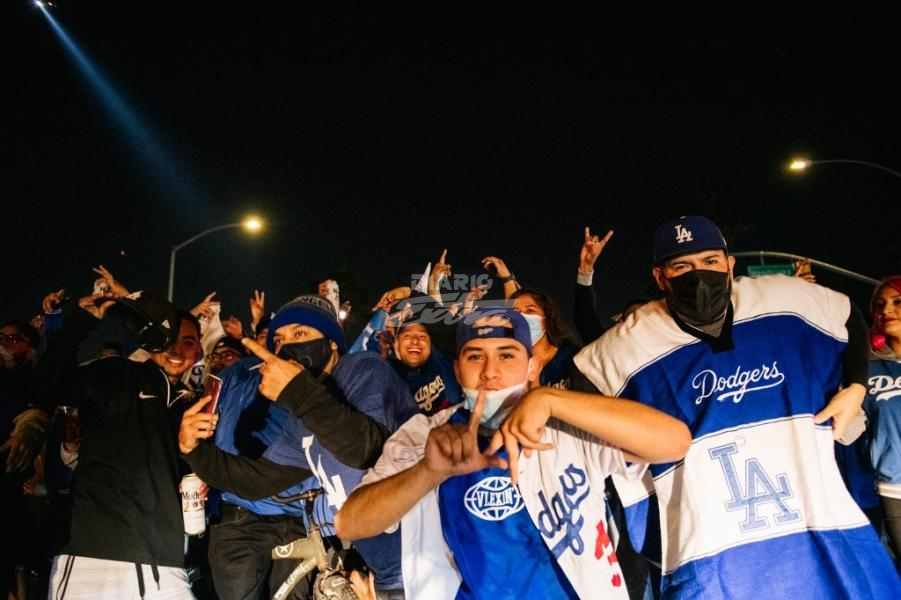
[438,410,578,599]
[863,354,901,498]
[575,275,900,598]
[361,405,640,599]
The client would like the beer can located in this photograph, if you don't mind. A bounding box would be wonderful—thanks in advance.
[181,474,206,535]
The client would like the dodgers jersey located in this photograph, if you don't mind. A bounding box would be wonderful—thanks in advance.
[574,275,900,598]
[361,405,642,599]
[864,355,901,497]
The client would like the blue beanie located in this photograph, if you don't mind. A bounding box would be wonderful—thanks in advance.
[266,294,346,354]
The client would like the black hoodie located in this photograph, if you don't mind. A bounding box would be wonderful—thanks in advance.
[37,306,188,568]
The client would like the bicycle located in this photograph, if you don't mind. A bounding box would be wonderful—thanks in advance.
[270,487,359,600]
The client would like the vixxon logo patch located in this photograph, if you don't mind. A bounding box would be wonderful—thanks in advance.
[464,476,524,521]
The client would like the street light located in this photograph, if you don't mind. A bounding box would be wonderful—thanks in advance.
[788,157,901,181]
[167,216,264,301]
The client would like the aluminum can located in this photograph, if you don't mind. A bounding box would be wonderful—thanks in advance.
[181,473,206,535]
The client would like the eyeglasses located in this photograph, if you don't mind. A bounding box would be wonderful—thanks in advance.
[0,334,27,345]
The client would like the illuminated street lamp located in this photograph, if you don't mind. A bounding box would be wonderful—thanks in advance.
[788,157,901,181]
[167,216,264,301]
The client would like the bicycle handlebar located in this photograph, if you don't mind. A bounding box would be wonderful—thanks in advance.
[269,487,325,505]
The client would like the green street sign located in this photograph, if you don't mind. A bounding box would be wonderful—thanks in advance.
[747,263,795,277]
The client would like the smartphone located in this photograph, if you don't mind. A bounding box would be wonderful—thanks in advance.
[204,375,223,414]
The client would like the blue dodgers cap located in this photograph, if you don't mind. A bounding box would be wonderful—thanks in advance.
[456,308,532,357]
[266,294,347,354]
[653,215,728,264]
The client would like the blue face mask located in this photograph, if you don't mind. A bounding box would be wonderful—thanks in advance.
[521,313,545,346]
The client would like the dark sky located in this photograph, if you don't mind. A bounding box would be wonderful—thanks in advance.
[5,3,901,339]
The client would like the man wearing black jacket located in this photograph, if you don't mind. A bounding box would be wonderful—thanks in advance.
[41,291,201,599]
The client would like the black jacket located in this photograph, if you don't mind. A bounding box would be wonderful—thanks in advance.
[38,306,187,568]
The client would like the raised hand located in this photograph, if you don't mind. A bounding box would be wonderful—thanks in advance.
[222,316,244,339]
[428,249,452,292]
[487,388,555,484]
[481,255,512,279]
[42,289,66,314]
[461,284,488,316]
[579,227,614,272]
[178,395,219,454]
[92,265,131,297]
[191,292,220,321]
[422,390,507,479]
[241,337,304,401]
[793,259,816,283]
[372,286,412,313]
[249,290,266,326]
[77,293,117,320]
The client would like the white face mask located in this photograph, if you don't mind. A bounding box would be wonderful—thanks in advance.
[462,383,526,429]
[521,313,545,345]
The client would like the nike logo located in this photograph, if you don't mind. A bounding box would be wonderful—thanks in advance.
[138,391,157,399]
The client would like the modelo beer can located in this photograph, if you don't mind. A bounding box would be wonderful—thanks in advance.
[181,474,205,535]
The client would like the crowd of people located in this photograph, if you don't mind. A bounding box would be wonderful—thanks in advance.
[1,215,900,599]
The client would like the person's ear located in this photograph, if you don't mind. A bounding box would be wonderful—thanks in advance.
[526,356,540,384]
[727,255,736,279]
[652,266,667,291]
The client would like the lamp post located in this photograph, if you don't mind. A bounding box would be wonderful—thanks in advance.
[788,158,901,181]
[167,216,263,301]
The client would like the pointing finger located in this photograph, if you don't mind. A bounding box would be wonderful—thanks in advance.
[486,429,504,455]
[584,226,590,240]
[438,249,447,264]
[185,395,212,416]
[469,389,486,434]
[241,337,278,362]
[506,434,520,485]
[813,405,835,425]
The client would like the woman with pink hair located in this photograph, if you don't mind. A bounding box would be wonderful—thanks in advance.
[864,275,901,562]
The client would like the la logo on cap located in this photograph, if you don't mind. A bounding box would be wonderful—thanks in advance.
[674,224,693,244]
[477,327,494,335]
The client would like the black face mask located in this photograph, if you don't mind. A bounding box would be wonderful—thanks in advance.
[277,338,334,375]
[664,269,731,325]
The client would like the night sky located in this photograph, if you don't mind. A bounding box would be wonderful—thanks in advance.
[5,3,901,340]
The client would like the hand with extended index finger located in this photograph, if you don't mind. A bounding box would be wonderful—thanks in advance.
[178,395,219,454]
[42,289,66,314]
[190,292,220,321]
[372,286,411,313]
[429,249,451,292]
[487,388,555,485]
[241,337,304,401]
[422,389,507,479]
